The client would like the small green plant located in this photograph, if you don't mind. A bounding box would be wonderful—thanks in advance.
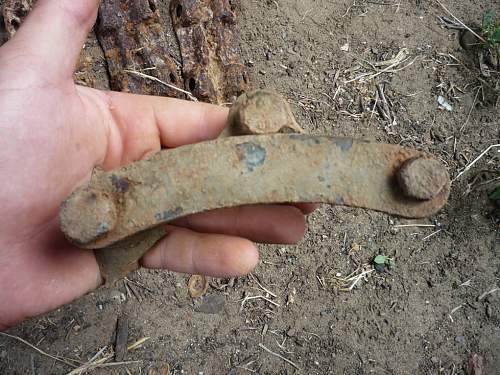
[482,10,500,48]
[373,255,395,273]
[482,10,500,68]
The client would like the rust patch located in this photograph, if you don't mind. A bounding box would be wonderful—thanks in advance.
[154,207,183,222]
[387,148,421,176]
[332,138,354,152]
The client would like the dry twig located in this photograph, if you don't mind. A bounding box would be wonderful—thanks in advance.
[478,287,500,301]
[433,0,486,43]
[454,144,500,181]
[333,265,375,291]
[123,69,198,101]
[258,343,299,369]
[0,332,81,368]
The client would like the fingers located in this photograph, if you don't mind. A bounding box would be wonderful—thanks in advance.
[87,89,228,168]
[108,91,228,147]
[172,205,307,244]
[141,226,259,277]
[7,0,100,79]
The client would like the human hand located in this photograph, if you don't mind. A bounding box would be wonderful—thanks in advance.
[0,0,314,329]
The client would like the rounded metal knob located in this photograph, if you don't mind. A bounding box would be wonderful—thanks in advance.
[60,188,117,246]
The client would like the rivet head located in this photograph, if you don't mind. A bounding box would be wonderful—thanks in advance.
[60,188,117,246]
[397,158,449,200]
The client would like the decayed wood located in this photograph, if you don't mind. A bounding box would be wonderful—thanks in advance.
[2,0,31,37]
[170,0,250,103]
[96,0,184,97]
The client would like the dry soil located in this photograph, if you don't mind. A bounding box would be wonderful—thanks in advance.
[0,0,499,374]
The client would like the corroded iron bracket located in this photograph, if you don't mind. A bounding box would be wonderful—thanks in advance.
[62,134,450,249]
[60,91,450,284]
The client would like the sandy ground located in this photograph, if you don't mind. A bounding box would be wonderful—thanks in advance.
[1,0,499,374]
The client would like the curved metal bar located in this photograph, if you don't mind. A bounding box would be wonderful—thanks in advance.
[60,134,450,250]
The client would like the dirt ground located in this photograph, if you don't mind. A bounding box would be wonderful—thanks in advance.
[1,0,499,374]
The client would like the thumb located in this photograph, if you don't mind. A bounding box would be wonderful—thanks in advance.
[4,0,100,80]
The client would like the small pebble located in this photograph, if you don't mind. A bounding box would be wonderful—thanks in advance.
[437,95,453,111]
[390,227,399,235]
[110,290,126,303]
[287,327,297,337]
[455,335,466,345]
[194,294,225,314]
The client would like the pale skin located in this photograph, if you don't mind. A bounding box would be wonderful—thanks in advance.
[0,0,315,330]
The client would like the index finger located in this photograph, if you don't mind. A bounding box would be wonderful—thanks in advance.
[108,92,229,149]
[79,88,229,168]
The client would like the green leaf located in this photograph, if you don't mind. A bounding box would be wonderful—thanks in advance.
[483,10,495,29]
[490,28,500,44]
[374,255,386,265]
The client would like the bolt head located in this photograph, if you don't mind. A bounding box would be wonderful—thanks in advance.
[60,188,117,246]
[227,90,303,135]
[397,158,449,200]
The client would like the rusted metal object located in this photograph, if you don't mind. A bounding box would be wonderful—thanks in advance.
[61,135,450,250]
[96,0,184,97]
[397,157,449,200]
[170,0,250,103]
[60,90,450,284]
[94,226,166,283]
[227,90,304,135]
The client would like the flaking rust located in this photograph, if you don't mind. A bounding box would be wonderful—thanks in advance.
[170,0,250,103]
[96,0,184,97]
